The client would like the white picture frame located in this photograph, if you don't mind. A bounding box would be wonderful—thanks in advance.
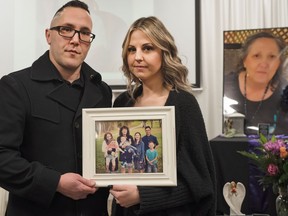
[82,106,177,187]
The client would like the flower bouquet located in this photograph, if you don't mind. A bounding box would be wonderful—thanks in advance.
[238,134,288,193]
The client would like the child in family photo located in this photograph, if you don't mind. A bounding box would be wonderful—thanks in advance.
[145,141,158,173]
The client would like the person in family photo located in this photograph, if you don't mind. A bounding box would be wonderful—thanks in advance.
[142,126,160,172]
[119,136,137,174]
[145,141,158,173]
[142,126,159,151]
[102,132,122,173]
[117,125,134,145]
[132,132,145,173]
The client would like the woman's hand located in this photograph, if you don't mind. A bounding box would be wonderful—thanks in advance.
[110,185,140,208]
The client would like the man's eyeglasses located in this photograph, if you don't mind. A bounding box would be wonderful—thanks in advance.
[50,26,95,43]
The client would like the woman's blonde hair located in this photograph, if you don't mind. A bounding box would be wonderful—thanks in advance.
[121,16,193,99]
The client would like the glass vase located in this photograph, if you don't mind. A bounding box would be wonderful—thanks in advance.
[276,187,288,216]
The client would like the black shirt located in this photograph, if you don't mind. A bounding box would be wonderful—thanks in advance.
[224,71,288,135]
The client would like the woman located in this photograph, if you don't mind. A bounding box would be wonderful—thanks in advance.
[102,132,119,173]
[117,125,133,145]
[224,31,288,135]
[110,16,216,216]
[117,126,135,173]
[132,132,145,173]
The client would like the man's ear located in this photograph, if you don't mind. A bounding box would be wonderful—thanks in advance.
[45,29,51,45]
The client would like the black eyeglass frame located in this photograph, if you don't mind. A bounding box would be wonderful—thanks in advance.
[50,26,96,43]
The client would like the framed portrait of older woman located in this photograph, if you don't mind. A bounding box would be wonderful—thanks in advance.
[223,27,288,136]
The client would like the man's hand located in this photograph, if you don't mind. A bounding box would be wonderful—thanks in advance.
[57,173,97,200]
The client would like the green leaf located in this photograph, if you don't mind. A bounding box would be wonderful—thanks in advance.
[259,133,268,144]
[283,162,288,173]
[279,173,288,185]
[270,135,277,142]
[238,151,260,162]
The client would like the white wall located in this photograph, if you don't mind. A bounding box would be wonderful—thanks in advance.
[0,1,14,74]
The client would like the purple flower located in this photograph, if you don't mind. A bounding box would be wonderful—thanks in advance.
[240,136,288,189]
[264,140,286,155]
[267,164,279,176]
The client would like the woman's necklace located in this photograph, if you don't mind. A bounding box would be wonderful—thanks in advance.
[243,73,270,121]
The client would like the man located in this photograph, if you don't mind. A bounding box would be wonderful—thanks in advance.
[142,126,159,172]
[142,126,159,153]
[0,1,112,216]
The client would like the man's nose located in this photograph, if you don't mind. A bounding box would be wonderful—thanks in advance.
[70,32,81,44]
